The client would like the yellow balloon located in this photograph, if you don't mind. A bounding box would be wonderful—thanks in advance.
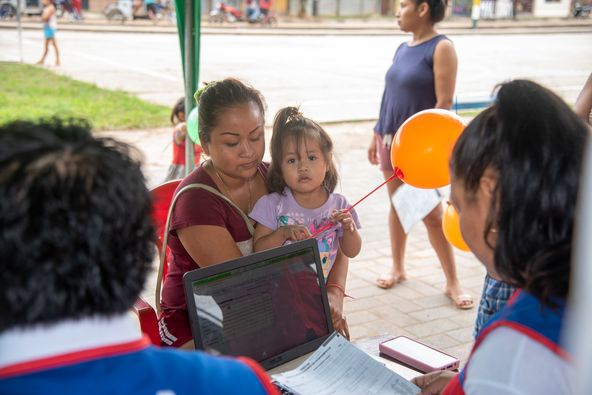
[391,109,466,188]
[442,203,470,251]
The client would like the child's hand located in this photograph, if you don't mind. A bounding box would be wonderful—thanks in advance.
[331,209,356,232]
[175,122,187,135]
[173,122,187,144]
[280,225,311,242]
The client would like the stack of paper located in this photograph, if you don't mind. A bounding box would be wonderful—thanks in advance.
[272,333,420,395]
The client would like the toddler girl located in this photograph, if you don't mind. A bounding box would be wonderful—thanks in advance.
[249,107,362,338]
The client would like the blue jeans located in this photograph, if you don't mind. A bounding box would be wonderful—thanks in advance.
[473,274,516,339]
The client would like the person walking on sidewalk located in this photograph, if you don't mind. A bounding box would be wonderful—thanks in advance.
[37,0,60,66]
[368,0,473,309]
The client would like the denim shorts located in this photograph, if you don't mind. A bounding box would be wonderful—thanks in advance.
[473,273,516,339]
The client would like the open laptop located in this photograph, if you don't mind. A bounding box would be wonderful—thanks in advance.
[183,239,334,373]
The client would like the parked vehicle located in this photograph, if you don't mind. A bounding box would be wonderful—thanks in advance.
[55,0,74,18]
[103,0,132,23]
[573,1,591,17]
[208,1,276,26]
[249,10,276,27]
[0,0,42,20]
[0,0,79,20]
[208,2,242,23]
[103,0,172,24]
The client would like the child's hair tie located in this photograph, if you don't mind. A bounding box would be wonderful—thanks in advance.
[286,108,303,124]
[194,81,216,103]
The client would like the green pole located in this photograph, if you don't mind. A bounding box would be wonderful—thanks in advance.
[174,0,201,174]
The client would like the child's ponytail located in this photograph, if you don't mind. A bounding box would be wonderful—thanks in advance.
[272,106,303,134]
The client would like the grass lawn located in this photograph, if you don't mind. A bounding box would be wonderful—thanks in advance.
[0,62,170,130]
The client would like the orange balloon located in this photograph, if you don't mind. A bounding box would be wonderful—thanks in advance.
[442,203,470,252]
[391,109,466,189]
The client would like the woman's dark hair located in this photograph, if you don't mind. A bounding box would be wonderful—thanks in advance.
[268,106,338,194]
[450,79,589,305]
[0,118,155,332]
[170,96,185,124]
[195,78,265,145]
[414,0,447,23]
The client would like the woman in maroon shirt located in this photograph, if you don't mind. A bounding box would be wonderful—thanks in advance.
[158,78,350,348]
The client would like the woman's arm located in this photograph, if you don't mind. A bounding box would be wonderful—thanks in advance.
[367,134,380,165]
[433,39,458,110]
[178,225,243,267]
[575,73,592,125]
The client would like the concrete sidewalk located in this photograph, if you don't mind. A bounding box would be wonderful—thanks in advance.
[2,12,591,35]
[101,120,485,364]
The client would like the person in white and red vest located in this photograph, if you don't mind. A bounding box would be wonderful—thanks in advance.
[413,79,589,394]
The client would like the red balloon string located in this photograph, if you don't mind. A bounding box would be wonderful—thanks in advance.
[310,173,398,239]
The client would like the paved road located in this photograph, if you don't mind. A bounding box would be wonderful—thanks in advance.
[1,29,591,123]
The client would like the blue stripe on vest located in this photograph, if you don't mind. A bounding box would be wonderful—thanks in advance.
[458,291,566,387]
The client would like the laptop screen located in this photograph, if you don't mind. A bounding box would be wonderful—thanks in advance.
[183,239,333,370]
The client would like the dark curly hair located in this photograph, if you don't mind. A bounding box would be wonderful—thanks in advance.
[267,106,338,194]
[0,118,155,333]
[450,80,589,306]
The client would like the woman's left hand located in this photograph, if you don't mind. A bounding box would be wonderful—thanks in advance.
[411,370,456,394]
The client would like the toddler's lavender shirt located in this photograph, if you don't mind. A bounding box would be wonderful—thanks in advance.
[250,188,361,279]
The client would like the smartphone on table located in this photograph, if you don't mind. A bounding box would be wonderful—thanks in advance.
[379,336,460,373]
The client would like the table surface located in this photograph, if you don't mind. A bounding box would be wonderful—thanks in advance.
[353,334,426,380]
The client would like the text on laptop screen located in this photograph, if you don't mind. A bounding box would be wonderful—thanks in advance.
[190,247,330,361]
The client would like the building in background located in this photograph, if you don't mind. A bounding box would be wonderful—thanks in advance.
[452,0,573,18]
[87,0,577,18]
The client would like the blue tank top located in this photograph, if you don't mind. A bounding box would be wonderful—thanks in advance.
[374,34,449,136]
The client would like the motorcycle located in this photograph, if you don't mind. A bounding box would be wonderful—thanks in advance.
[208,1,276,26]
[55,0,74,18]
[103,0,132,23]
[104,0,172,24]
[0,0,42,20]
[573,1,591,18]
[208,2,242,23]
[248,10,277,27]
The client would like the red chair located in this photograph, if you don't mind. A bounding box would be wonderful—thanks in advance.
[151,179,182,282]
[133,179,182,346]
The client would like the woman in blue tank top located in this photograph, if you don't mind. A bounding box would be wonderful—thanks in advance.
[368,0,474,310]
